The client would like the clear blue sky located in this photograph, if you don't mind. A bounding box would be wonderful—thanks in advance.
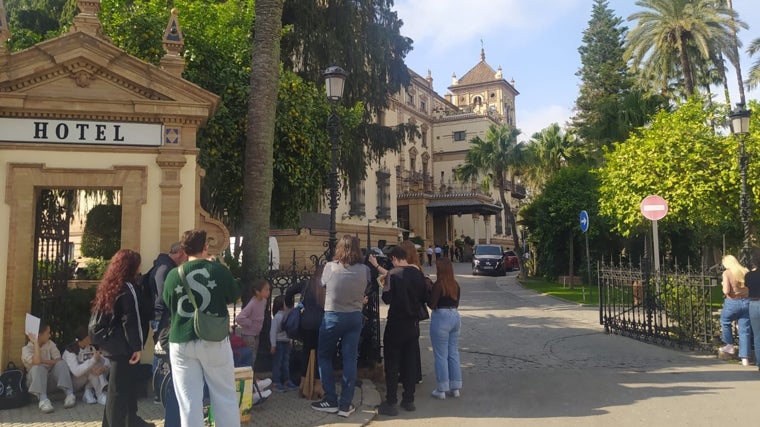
[394,0,760,140]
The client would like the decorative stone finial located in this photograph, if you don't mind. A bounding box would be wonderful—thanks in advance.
[160,8,185,77]
[71,0,104,37]
[480,39,485,62]
[451,72,458,86]
[496,65,503,79]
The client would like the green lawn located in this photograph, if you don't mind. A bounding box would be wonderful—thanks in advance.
[520,277,724,309]
[519,277,598,305]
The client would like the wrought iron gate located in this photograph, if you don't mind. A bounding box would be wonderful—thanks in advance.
[598,259,719,352]
[31,189,72,344]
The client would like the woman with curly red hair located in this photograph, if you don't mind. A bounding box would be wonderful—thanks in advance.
[91,249,153,427]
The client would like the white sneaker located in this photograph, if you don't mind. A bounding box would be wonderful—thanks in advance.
[64,393,76,409]
[447,389,461,398]
[719,344,735,355]
[83,388,97,404]
[742,358,750,366]
[431,389,446,400]
[39,399,54,413]
[97,393,107,405]
[253,388,272,404]
[256,378,273,390]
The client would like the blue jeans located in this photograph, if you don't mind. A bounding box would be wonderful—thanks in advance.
[749,301,760,366]
[430,308,462,392]
[317,311,362,408]
[720,297,751,358]
[272,341,292,385]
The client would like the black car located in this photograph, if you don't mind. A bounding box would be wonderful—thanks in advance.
[472,244,506,276]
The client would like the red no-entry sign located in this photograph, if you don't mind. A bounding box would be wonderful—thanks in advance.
[640,195,668,221]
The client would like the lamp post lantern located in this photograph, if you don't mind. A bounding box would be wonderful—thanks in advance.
[323,66,347,261]
[730,103,752,267]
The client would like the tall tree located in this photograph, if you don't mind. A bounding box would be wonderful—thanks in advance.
[522,123,582,191]
[243,0,284,277]
[625,0,744,98]
[597,98,746,251]
[723,0,746,105]
[456,124,526,277]
[280,0,417,185]
[572,0,631,150]
[747,37,760,90]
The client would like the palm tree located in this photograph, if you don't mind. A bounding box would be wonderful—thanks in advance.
[243,0,284,285]
[522,123,580,191]
[456,124,526,276]
[625,0,745,98]
[747,37,760,90]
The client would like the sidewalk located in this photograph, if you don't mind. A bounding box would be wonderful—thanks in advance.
[0,378,381,427]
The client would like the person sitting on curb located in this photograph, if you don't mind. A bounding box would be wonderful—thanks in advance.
[62,325,109,405]
[22,320,77,413]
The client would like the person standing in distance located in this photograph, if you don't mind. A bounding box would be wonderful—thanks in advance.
[162,229,241,427]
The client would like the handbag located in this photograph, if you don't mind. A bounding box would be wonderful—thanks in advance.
[283,279,312,340]
[179,265,229,342]
[418,275,432,321]
[282,305,302,340]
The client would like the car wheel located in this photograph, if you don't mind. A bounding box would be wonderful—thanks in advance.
[472,270,477,276]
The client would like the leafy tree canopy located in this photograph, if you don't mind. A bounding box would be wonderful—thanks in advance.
[596,97,757,246]
[81,204,122,259]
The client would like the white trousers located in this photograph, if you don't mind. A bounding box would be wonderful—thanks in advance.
[169,338,240,427]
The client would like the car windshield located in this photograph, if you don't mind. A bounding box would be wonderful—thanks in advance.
[504,251,517,257]
[475,246,502,256]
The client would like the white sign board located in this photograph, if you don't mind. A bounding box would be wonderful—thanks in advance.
[0,118,163,146]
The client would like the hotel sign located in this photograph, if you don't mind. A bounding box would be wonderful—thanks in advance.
[0,118,163,146]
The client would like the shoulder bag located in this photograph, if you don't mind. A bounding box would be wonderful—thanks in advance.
[179,265,229,342]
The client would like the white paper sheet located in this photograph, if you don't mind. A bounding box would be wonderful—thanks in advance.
[25,313,40,337]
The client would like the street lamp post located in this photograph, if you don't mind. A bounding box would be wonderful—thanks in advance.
[323,66,347,261]
[730,103,752,267]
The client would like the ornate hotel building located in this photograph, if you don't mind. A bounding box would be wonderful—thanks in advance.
[334,48,525,251]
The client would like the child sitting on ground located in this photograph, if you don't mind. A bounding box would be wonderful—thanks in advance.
[270,295,297,392]
[62,325,109,405]
[22,321,77,413]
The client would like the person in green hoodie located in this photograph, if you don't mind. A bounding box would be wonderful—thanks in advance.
[162,229,241,427]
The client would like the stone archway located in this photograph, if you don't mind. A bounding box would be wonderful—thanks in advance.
[2,163,147,360]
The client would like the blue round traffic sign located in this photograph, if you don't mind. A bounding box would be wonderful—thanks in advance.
[580,210,589,233]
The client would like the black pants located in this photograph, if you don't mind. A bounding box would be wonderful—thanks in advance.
[383,320,420,405]
[103,356,139,427]
[301,327,320,379]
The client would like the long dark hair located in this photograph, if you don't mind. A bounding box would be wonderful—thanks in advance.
[92,249,141,314]
[435,257,459,301]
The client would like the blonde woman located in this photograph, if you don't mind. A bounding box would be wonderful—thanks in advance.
[719,255,751,365]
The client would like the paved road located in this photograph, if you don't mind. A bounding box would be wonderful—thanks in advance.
[369,262,760,427]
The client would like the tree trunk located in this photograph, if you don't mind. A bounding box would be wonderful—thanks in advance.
[498,174,525,279]
[568,232,575,289]
[242,0,284,291]
[678,35,695,97]
[727,0,746,105]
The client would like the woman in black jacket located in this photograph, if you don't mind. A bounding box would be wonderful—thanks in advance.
[91,249,153,427]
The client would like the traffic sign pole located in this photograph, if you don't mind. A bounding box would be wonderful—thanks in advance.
[580,210,592,303]
[640,195,668,293]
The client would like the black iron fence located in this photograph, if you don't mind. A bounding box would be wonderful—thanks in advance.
[598,259,720,352]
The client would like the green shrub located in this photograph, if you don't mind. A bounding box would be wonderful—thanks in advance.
[81,204,122,258]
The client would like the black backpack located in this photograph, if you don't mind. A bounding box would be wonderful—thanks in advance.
[0,361,28,410]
